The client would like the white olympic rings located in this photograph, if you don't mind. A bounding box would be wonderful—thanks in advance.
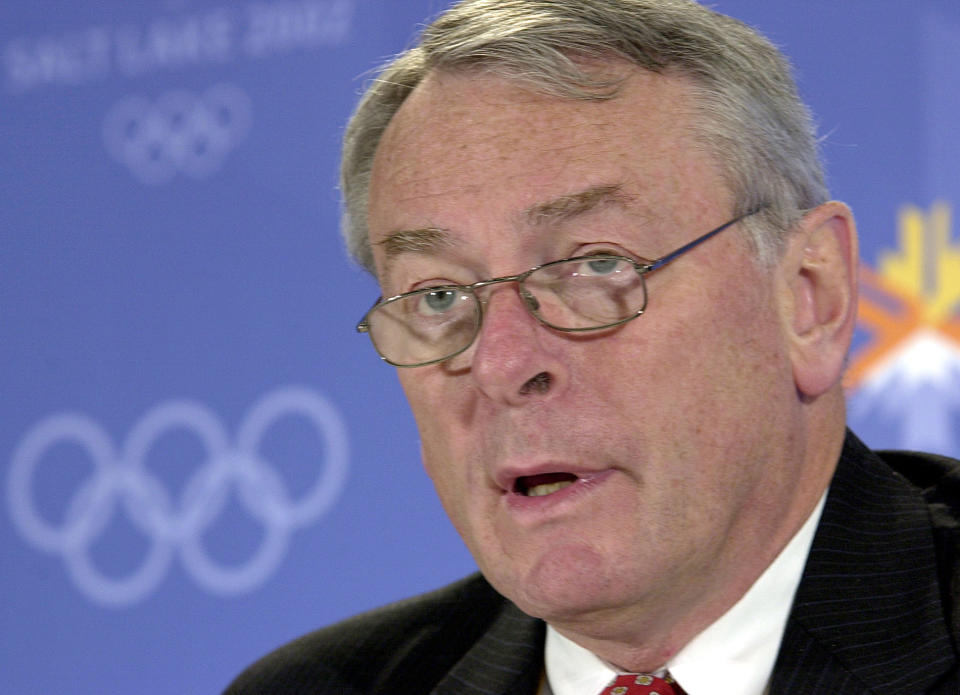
[103,82,252,185]
[8,386,348,607]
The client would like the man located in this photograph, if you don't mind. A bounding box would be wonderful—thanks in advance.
[225,1,960,693]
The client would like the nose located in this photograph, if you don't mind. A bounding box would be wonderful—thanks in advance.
[468,284,569,405]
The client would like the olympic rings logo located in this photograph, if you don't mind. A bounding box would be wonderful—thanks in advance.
[7,386,348,607]
[102,82,252,185]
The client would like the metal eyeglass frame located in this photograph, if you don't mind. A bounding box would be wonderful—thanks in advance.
[357,205,766,367]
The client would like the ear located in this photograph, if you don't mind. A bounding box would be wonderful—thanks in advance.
[777,201,859,398]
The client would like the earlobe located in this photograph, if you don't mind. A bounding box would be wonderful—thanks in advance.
[780,201,859,398]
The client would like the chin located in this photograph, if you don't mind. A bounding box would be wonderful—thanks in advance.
[488,543,624,621]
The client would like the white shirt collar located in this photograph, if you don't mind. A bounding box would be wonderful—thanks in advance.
[543,492,826,695]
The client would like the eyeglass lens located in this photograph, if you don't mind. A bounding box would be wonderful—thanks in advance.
[365,255,647,366]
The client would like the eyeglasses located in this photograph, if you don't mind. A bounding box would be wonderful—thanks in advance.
[357,207,765,367]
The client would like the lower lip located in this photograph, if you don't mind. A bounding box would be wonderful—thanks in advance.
[503,470,615,514]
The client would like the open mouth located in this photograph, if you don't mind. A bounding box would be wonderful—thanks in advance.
[515,472,578,497]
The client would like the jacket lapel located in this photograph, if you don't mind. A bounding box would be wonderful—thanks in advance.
[771,432,956,694]
[430,601,545,695]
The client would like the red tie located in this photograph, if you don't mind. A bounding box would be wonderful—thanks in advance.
[598,673,686,695]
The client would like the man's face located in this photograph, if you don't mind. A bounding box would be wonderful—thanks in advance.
[366,67,810,632]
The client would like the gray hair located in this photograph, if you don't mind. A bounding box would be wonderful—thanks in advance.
[341,0,829,272]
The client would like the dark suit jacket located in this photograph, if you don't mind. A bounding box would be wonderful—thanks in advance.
[224,432,960,694]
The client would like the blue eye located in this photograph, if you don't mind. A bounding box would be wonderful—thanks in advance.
[585,257,620,275]
[418,289,460,315]
[574,256,630,277]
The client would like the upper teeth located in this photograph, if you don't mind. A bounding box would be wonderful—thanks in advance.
[526,480,574,497]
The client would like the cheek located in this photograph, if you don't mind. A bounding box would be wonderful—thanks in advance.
[400,370,466,441]
[397,371,474,486]
[605,273,786,427]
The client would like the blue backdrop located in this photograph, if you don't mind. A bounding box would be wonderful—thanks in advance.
[2,2,959,693]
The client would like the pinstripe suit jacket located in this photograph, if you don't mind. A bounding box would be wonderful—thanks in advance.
[224,432,960,694]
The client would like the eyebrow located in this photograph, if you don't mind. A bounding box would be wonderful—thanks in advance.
[522,183,631,227]
[378,227,453,260]
[376,183,633,267]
